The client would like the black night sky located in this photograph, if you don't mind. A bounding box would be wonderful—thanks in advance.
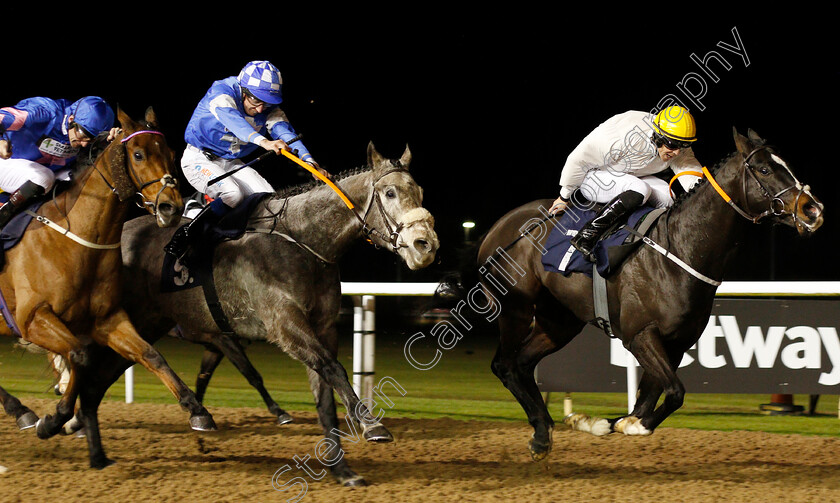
[5,12,835,284]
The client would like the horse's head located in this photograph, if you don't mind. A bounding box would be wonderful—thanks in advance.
[103,107,183,227]
[732,128,824,235]
[364,142,439,270]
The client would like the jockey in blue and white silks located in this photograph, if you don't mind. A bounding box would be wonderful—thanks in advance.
[167,60,328,262]
[0,96,117,228]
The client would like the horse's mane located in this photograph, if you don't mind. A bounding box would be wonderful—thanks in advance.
[666,151,738,214]
[270,165,373,200]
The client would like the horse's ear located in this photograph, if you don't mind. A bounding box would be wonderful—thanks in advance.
[367,141,385,168]
[117,106,138,135]
[747,128,765,145]
[399,144,412,169]
[144,106,159,129]
[732,127,752,157]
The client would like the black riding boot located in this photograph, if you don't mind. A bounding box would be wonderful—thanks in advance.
[0,180,45,229]
[571,190,645,257]
[163,203,222,261]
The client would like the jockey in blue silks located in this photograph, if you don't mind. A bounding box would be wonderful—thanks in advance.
[165,60,328,261]
[0,96,118,228]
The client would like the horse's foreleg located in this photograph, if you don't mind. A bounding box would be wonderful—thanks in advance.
[304,367,366,487]
[617,325,685,435]
[630,371,664,419]
[21,306,86,438]
[315,358,393,443]
[278,310,391,444]
[210,334,292,425]
[92,311,216,431]
[0,385,39,430]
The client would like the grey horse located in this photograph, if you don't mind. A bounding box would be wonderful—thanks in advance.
[65,142,438,486]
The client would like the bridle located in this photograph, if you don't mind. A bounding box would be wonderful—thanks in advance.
[96,129,179,216]
[357,161,416,251]
[260,160,433,260]
[703,145,814,229]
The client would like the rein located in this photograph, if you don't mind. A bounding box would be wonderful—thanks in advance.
[39,129,177,250]
[702,145,809,226]
[281,150,422,252]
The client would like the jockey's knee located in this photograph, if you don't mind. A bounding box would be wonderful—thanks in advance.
[218,189,244,209]
[28,169,56,193]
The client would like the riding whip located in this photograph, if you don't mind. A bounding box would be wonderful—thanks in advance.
[205,134,303,187]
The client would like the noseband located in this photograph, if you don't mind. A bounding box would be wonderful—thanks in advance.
[703,145,812,227]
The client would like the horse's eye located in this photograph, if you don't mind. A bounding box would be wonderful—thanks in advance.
[759,166,771,175]
[386,189,396,199]
[133,150,144,161]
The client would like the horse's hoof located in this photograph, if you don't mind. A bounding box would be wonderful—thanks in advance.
[613,416,652,436]
[529,445,551,461]
[362,424,393,443]
[276,413,294,426]
[35,418,59,439]
[341,475,368,487]
[91,457,116,470]
[16,411,39,430]
[528,430,553,461]
[190,415,217,432]
[564,413,611,436]
[60,416,84,436]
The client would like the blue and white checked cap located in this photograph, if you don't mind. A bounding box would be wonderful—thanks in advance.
[237,60,283,104]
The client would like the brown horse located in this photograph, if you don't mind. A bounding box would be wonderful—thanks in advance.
[0,107,215,469]
[444,128,823,461]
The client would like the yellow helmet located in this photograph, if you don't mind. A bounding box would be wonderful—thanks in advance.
[653,106,697,145]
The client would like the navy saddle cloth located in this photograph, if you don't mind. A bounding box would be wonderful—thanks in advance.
[160,192,271,293]
[541,205,662,278]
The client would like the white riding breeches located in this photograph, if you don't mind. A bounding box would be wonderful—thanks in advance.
[578,169,674,208]
[181,145,273,208]
[0,157,56,193]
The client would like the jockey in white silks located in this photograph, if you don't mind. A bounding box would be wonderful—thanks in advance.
[549,106,704,257]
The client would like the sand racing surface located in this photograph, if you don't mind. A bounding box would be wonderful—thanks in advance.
[1,398,838,502]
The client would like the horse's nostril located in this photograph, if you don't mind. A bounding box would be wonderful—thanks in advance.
[158,203,177,217]
[414,239,431,254]
[803,202,821,220]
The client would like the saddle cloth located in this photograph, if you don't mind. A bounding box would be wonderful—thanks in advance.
[160,192,271,293]
[541,205,663,278]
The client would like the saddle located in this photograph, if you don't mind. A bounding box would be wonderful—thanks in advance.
[160,192,273,336]
[541,204,666,278]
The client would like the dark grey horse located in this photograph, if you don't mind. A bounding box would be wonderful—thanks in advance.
[442,129,823,461]
[66,142,438,486]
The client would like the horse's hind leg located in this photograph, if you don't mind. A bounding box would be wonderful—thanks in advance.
[194,344,224,404]
[491,297,580,460]
[304,367,366,486]
[200,333,293,425]
[0,385,39,430]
